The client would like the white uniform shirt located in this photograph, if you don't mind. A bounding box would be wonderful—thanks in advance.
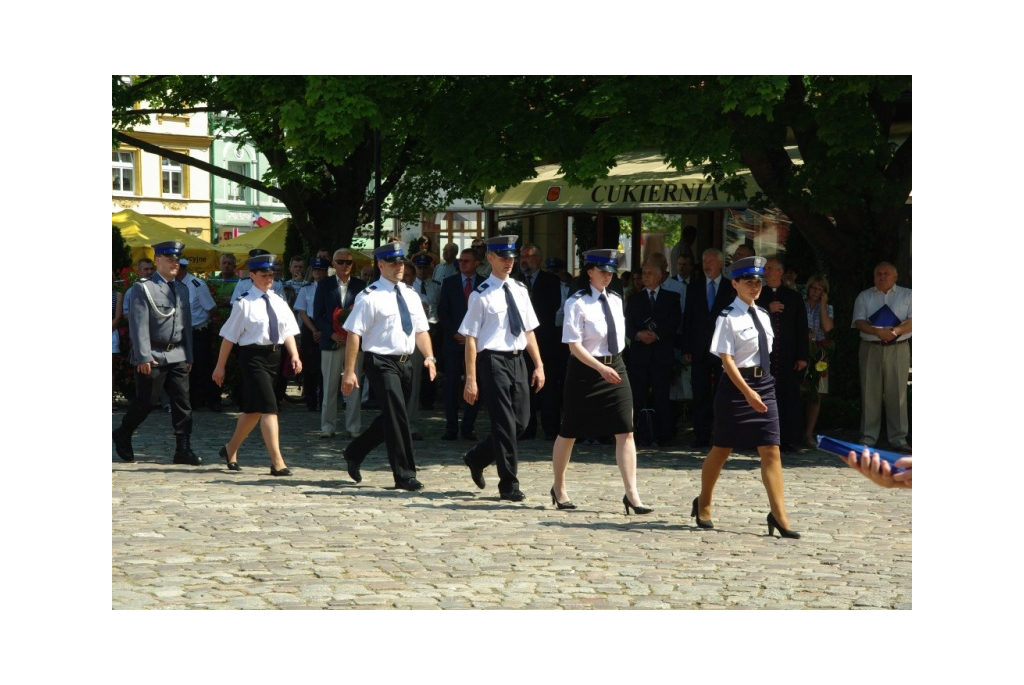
[561,285,626,357]
[851,284,912,342]
[293,281,319,318]
[710,297,774,368]
[412,277,440,323]
[459,275,539,352]
[554,282,570,327]
[343,279,429,356]
[230,277,285,303]
[219,287,300,346]
[183,275,216,327]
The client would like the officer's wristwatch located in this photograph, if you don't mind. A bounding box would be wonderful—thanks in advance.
[425,356,437,363]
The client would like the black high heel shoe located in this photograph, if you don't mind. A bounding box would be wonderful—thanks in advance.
[767,512,801,539]
[691,497,714,529]
[622,494,652,515]
[550,487,577,510]
[220,446,241,471]
[270,466,292,477]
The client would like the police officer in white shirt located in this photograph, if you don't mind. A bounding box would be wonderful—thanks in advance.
[230,249,286,303]
[459,235,545,502]
[177,258,220,411]
[340,243,436,491]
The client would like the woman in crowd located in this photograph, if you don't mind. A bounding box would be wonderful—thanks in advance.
[213,253,302,475]
[550,249,651,515]
[692,256,800,538]
[803,274,834,447]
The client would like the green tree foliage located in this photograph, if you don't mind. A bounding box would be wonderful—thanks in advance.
[112,224,132,273]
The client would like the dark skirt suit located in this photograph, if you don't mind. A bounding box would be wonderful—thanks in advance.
[558,285,632,438]
[709,298,780,450]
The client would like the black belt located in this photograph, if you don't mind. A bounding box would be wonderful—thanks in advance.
[738,366,767,378]
[864,338,910,346]
[247,343,281,351]
[482,349,521,357]
[371,352,412,363]
[580,353,621,364]
[152,341,180,351]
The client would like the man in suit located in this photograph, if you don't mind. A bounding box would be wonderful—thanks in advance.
[626,261,682,446]
[314,247,367,439]
[681,247,737,448]
[756,256,809,452]
[438,248,484,440]
[518,244,564,440]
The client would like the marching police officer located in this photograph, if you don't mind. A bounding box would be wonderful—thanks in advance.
[177,257,220,411]
[340,242,436,491]
[112,240,202,465]
[460,235,545,502]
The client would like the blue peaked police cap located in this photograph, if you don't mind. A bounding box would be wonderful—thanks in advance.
[583,249,624,273]
[153,240,185,257]
[485,234,518,257]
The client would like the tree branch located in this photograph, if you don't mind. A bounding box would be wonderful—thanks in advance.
[113,129,283,200]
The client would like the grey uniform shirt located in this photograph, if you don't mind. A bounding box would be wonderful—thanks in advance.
[128,273,193,366]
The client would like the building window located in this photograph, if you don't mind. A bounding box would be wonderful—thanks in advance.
[112,151,136,194]
[227,161,250,203]
[162,157,184,196]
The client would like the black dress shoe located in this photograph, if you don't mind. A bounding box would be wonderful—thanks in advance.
[499,490,526,502]
[270,466,292,477]
[220,445,241,471]
[395,477,424,491]
[172,449,203,466]
[463,454,485,489]
[441,431,458,441]
[345,458,362,483]
[112,429,135,462]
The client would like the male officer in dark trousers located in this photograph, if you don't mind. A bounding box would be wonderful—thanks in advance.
[340,243,436,491]
[460,235,545,502]
[112,240,202,465]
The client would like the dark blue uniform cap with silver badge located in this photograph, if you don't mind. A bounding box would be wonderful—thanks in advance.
[485,234,519,258]
[412,254,433,266]
[153,240,185,257]
[373,242,406,263]
[728,255,767,280]
[583,249,624,273]
[246,252,278,270]
[310,257,331,270]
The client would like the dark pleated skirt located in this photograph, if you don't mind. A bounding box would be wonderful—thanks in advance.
[712,372,780,449]
[558,355,633,438]
[238,345,281,414]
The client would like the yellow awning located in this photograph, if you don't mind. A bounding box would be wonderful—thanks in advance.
[113,210,220,271]
[214,218,290,263]
[483,150,798,211]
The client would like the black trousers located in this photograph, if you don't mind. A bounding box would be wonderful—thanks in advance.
[189,326,219,407]
[420,323,440,408]
[300,331,322,409]
[627,360,674,442]
[690,354,724,443]
[774,367,805,446]
[344,352,417,483]
[442,344,480,436]
[525,352,561,438]
[465,350,529,494]
[120,360,192,437]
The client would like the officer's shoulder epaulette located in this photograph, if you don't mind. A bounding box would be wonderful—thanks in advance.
[137,277,150,283]
[754,304,768,314]
[718,306,734,317]
[239,290,250,299]
[608,289,622,299]
[366,284,378,291]
[475,282,490,293]
[189,278,202,288]
[571,288,588,299]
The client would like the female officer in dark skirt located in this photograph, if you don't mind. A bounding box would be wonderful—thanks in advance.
[691,256,799,537]
[550,249,652,515]
[212,253,302,476]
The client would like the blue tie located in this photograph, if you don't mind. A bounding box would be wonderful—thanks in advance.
[707,279,716,312]
[262,294,281,344]
[600,294,619,355]
[396,287,413,335]
[749,306,770,370]
[503,283,524,336]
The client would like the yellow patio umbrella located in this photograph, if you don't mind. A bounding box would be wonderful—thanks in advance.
[113,209,220,272]
[214,218,290,263]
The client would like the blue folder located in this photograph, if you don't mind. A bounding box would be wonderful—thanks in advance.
[816,435,908,474]
[868,304,901,328]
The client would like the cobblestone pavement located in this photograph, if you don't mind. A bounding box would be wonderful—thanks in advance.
[112,392,911,610]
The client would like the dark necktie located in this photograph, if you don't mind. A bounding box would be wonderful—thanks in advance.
[707,279,716,311]
[262,294,281,344]
[503,283,524,336]
[600,293,619,355]
[420,280,427,295]
[748,306,770,371]
[396,287,413,335]
[649,290,656,308]
[463,277,473,303]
